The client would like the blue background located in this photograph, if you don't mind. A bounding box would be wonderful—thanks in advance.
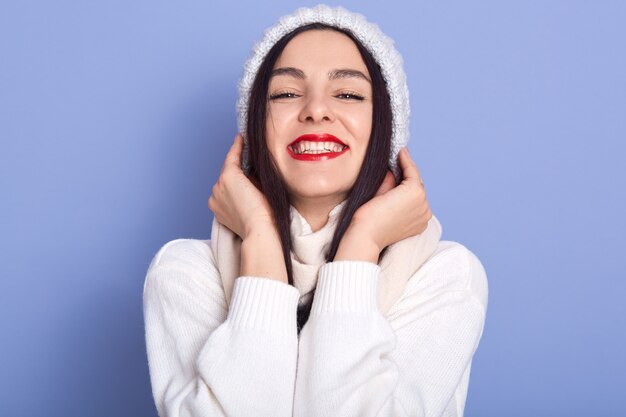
[2,1,624,416]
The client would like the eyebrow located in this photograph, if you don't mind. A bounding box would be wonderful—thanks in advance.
[270,67,371,83]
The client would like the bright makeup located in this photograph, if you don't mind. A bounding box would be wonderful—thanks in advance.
[287,133,349,161]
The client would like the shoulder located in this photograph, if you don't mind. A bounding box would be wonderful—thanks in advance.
[147,238,215,270]
[408,240,488,311]
[143,238,219,294]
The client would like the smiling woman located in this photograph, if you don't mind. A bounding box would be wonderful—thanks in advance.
[143,4,488,417]
[245,22,392,241]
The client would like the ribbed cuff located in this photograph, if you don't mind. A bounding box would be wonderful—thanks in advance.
[311,261,380,315]
[227,276,300,340]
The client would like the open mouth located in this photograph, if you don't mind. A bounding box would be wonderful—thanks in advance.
[290,144,347,154]
[287,133,349,160]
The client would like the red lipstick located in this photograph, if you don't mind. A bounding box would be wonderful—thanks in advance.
[287,133,349,161]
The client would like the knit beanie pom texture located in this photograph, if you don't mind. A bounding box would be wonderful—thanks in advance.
[236,4,410,181]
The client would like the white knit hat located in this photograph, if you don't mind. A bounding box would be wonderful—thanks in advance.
[237,4,410,181]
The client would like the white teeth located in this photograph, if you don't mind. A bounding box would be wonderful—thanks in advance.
[291,140,346,154]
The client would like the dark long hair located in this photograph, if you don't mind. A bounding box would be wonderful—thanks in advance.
[245,23,393,333]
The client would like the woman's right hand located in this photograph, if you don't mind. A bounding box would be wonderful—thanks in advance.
[208,133,275,240]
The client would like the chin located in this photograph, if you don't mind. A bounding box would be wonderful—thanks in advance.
[278,164,357,199]
[287,180,349,200]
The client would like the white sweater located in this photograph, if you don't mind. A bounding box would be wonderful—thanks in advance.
[143,236,488,417]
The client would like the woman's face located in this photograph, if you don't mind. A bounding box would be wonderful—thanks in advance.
[265,29,373,206]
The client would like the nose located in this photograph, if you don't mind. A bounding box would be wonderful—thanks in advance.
[298,93,335,124]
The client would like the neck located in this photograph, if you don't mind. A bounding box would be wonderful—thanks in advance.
[290,193,347,233]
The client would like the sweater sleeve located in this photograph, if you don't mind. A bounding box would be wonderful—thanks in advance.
[143,239,301,417]
[293,242,488,417]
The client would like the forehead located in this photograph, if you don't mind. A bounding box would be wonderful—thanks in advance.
[274,29,368,74]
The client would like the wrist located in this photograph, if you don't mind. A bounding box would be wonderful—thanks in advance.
[241,225,288,283]
[243,221,278,241]
[334,228,381,264]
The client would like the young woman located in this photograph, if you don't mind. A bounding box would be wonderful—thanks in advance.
[143,5,488,417]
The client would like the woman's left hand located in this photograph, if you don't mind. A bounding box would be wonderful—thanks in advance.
[341,147,432,256]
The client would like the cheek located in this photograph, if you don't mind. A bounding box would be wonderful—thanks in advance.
[343,106,373,142]
[266,104,299,133]
[265,106,297,156]
[265,108,283,147]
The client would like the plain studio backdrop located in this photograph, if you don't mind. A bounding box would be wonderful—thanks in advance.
[1,1,624,416]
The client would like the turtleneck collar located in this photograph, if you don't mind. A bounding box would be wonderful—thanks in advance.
[287,198,349,302]
[289,198,349,237]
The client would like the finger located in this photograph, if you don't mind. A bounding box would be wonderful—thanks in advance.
[222,133,244,173]
[398,147,422,183]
